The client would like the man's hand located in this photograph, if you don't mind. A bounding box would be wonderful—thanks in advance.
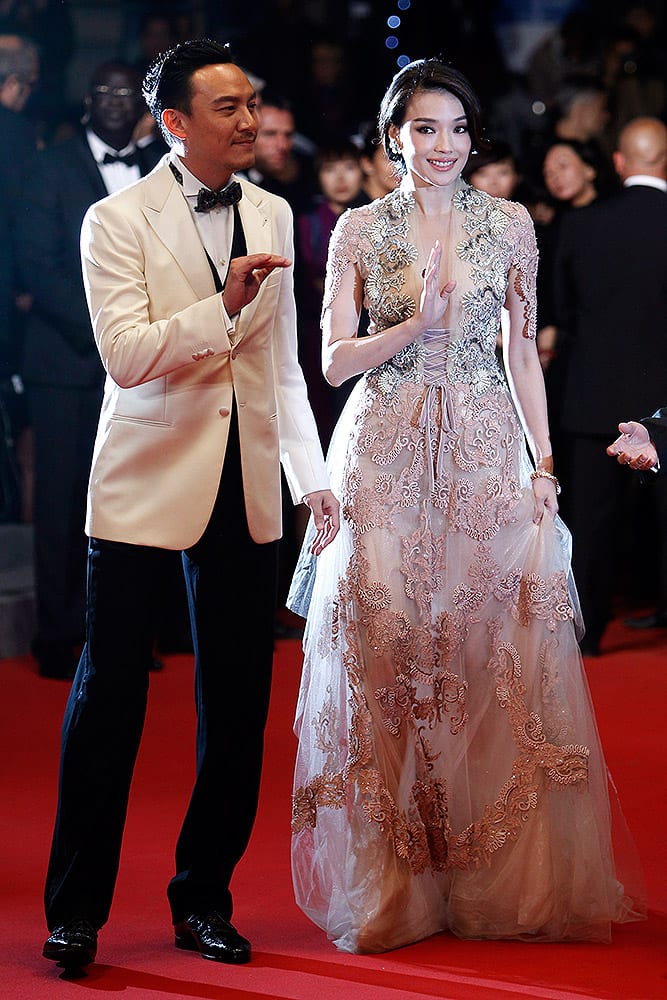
[607,420,658,471]
[222,253,290,316]
[303,489,340,554]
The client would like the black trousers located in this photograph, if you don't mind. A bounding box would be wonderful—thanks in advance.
[566,432,663,644]
[44,412,279,929]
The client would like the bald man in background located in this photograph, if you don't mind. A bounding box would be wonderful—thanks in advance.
[554,116,667,654]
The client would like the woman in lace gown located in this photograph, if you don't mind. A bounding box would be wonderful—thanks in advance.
[288,59,645,955]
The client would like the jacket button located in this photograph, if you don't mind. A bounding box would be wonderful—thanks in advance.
[218,407,230,417]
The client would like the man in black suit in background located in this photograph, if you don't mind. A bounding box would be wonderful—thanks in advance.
[0,34,39,522]
[555,116,667,654]
[17,62,165,678]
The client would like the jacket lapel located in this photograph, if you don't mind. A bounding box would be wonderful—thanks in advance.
[235,184,273,337]
[139,161,277,319]
[141,158,217,301]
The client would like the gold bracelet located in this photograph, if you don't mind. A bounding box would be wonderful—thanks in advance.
[530,468,561,494]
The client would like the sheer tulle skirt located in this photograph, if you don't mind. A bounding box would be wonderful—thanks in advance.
[289,379,646,954]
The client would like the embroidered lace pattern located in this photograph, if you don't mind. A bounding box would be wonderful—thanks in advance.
[293,539,586,874]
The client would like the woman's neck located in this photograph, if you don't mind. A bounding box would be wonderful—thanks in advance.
[572,185,597,208]
[402,173,458,215]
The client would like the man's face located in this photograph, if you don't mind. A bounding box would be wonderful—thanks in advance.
[166,63,258,188]
[254,106,295,176]
[0,47,38,112]
[89,66,144,144]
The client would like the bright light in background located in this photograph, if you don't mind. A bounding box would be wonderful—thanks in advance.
[385,0,412,66]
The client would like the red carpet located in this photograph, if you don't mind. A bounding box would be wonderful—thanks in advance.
[2,613,666,1000]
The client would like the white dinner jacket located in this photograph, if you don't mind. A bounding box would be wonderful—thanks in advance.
[80,155,329,549]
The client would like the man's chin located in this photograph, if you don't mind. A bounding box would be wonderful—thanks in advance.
[234,153,255,174]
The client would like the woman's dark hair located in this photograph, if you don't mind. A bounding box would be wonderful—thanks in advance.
[315,138,361,173]
[377,58,484,175]
[142,38,233,144]
[541,137,601,174]
[462,138,515,181]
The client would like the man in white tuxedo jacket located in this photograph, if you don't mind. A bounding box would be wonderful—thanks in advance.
[43,39,339,971]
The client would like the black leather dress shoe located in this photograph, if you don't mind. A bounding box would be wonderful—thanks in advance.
[174,912,250,964]
[43,919,97,967]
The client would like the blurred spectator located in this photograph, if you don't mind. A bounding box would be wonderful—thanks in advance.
[538,137,606,473]
[0,0,75,143]
[16,61,165,679]
[0,32,39,191]
[526,74,616,190]
[463,139,520,199]
[542,137,601,208]
[239,91,316,215]
[296,138,365,449]
[553,115,667,654]
[358,122,399,202]
[0,32,39,523]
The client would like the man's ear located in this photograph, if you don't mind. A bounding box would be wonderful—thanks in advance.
[162,107,187,142]
[612,149,624,178]
[0,74,19,104]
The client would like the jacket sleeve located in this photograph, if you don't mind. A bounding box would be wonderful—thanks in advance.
[643,407,667,469]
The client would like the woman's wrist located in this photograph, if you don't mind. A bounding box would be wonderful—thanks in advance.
[530,468,561,494]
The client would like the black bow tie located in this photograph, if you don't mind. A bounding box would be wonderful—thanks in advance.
[194,181,242,213]
[102,150,139,167]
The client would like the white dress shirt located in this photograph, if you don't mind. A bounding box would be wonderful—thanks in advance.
[87,129,141,194]
[171,153,238,289]
[624,174,667,193]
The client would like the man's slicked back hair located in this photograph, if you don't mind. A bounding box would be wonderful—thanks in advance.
[142,38,233,144]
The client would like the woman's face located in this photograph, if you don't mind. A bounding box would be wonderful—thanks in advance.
[390,88,472,190]
[468,158,518,199]
[318,157,363,207]
[543,144,596,205]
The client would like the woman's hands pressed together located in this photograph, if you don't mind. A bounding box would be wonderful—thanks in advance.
[418,240,456,331]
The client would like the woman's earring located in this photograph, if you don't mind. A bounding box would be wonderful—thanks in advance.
[390,139,401,155]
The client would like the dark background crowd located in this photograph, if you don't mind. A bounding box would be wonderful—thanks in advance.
[1,0,666,673]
